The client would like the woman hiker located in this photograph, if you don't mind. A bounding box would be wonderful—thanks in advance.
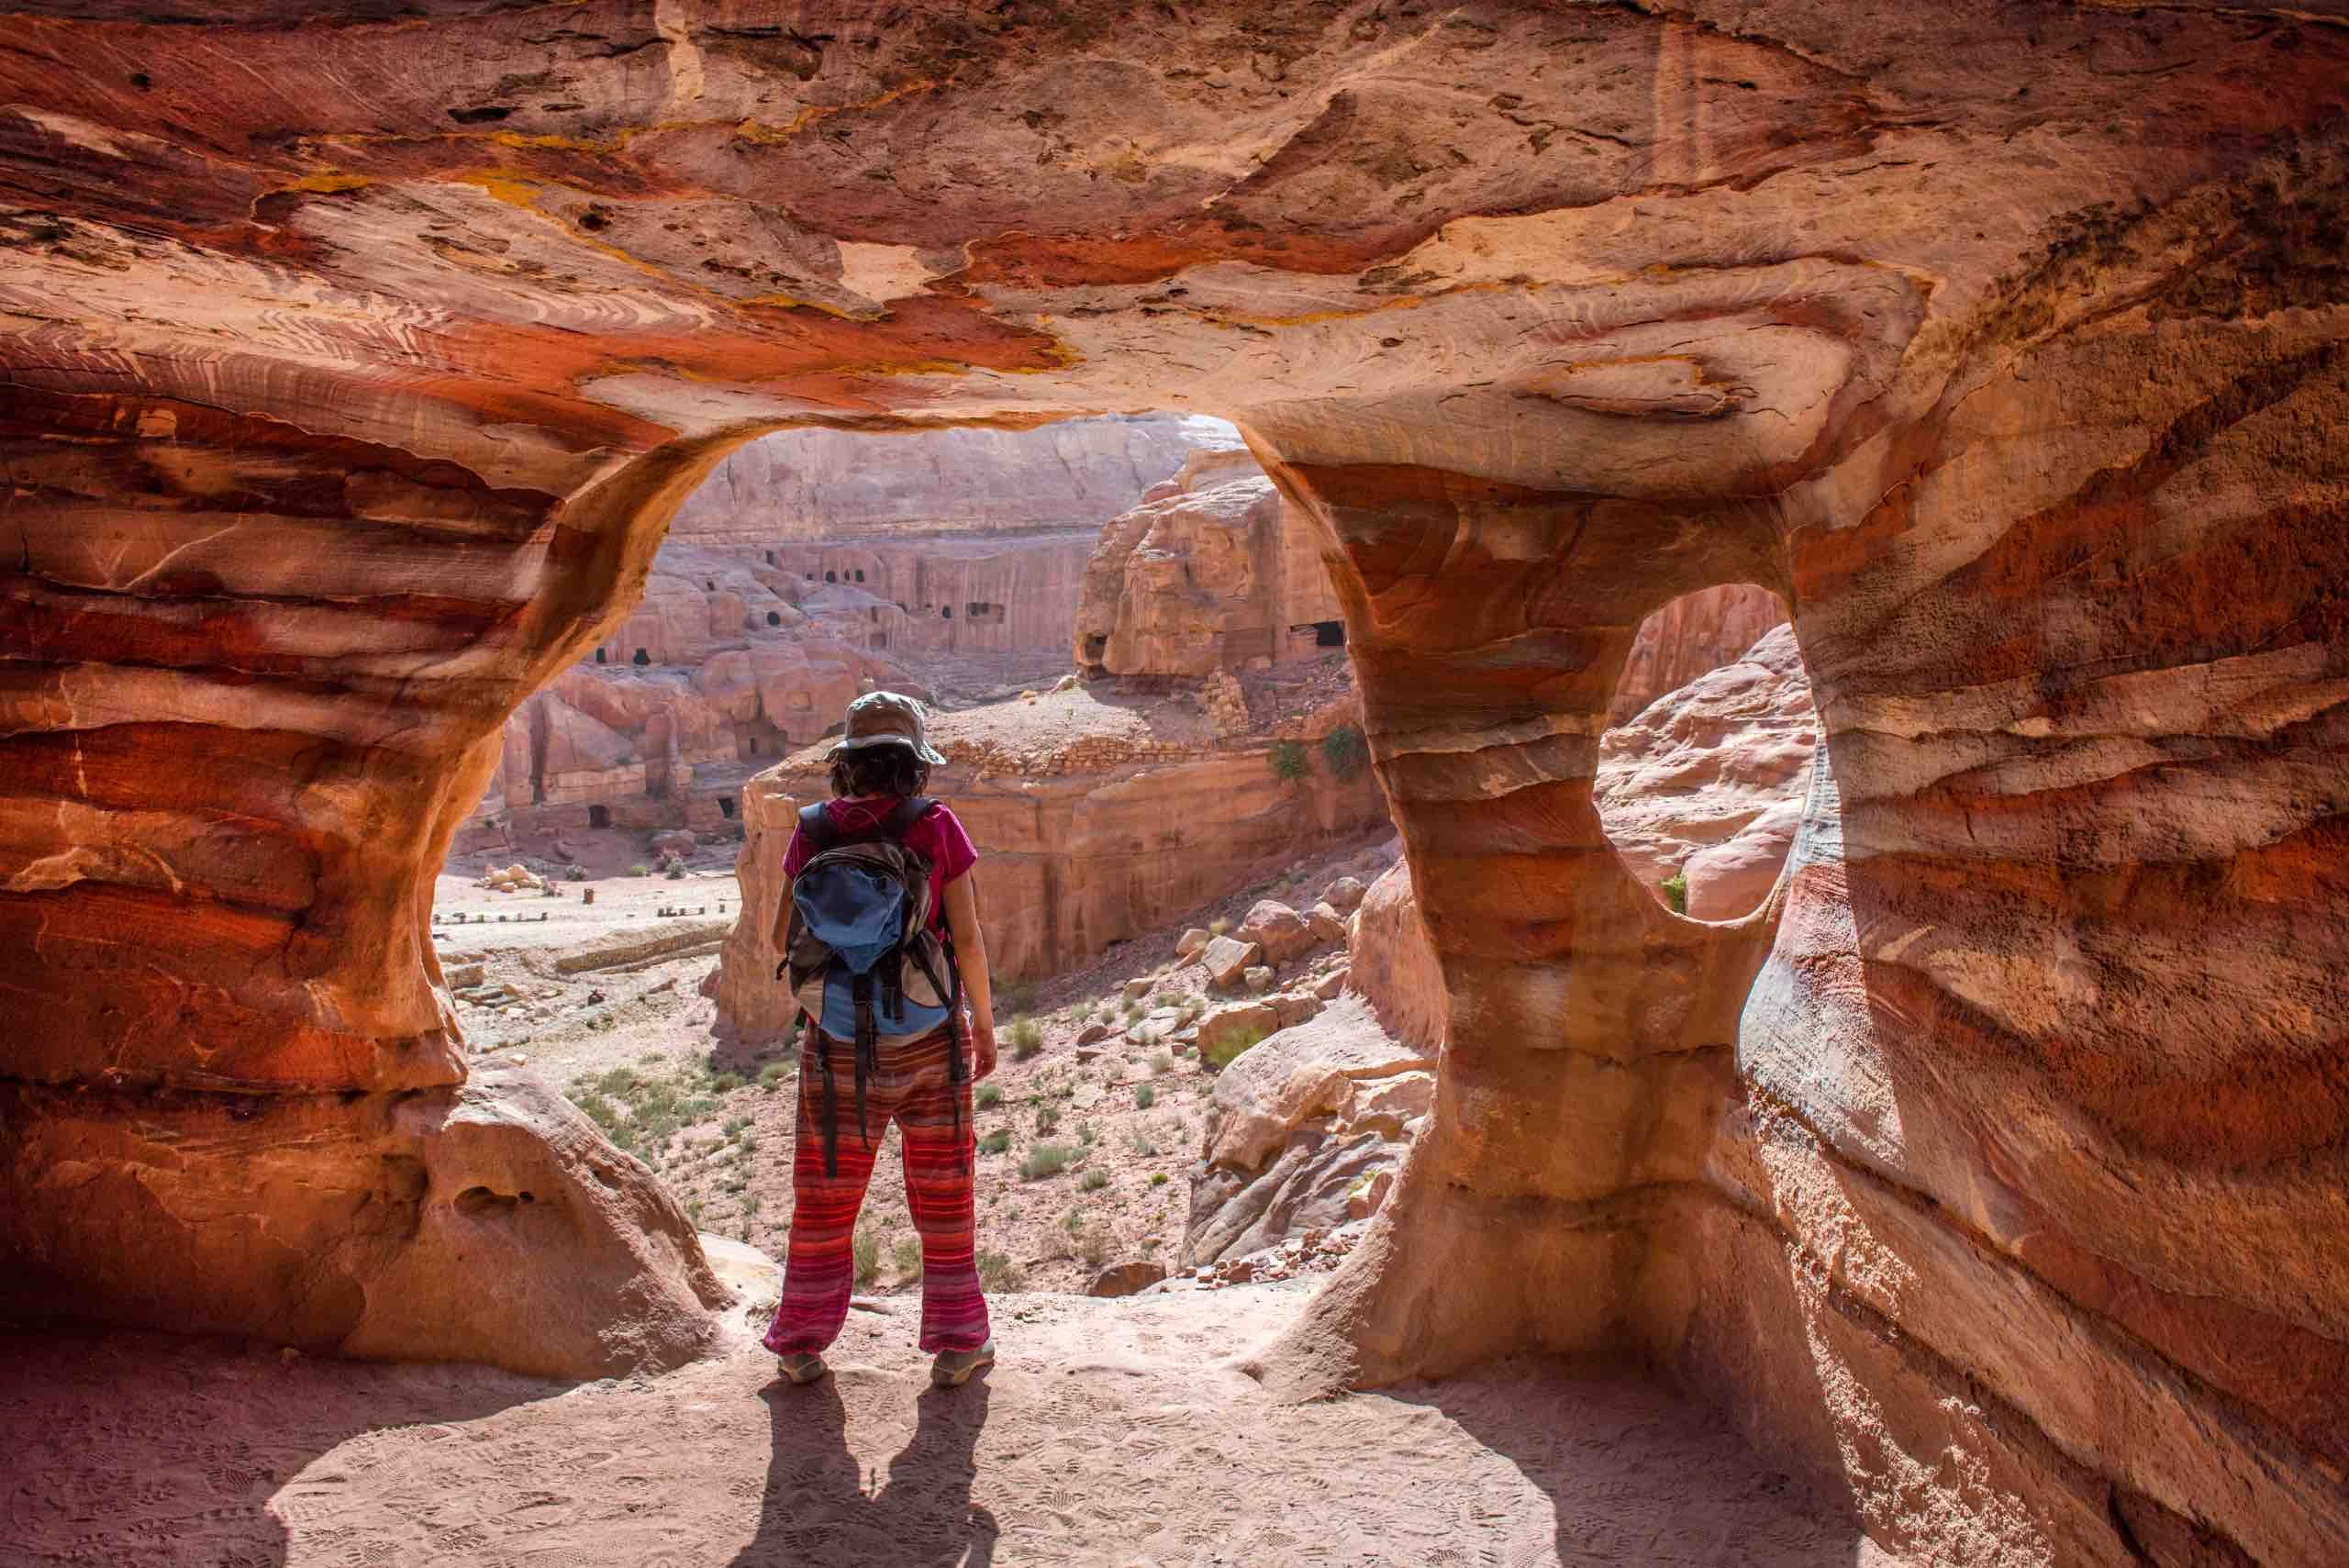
[761,690,999,1388]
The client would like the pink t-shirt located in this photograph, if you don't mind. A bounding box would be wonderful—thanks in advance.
[782,795,977,934]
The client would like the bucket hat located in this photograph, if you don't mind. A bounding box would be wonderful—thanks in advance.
[830,689,946,765]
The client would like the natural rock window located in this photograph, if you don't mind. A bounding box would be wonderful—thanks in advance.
[765,611,781,627]
[595,648,607,664]
[718,797,736,819]
[631,648,650,666]
[1594,586,1812,921]
[825,570,837,583]
[587,805,611,829]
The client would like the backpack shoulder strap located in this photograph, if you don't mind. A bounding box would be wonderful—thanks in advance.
[882,795,938,841]
[796,801,838,853]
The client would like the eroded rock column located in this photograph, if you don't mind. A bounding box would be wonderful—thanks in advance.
[0,391,732,1377]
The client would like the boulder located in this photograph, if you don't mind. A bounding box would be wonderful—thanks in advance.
[650,828,697,861]
[1236,900,1317,963]
[1195,1001,1282,1068]
[1683,796,1804,920]
[1185,996,1434,1267]
[1201,935,1263,989]
[1174,928,1212,960]
[1075,1022,1113,1046]
[1305,902,1348,946]
[1087,1260,1169,1297]
[1242,965,1275,993]
[1121,977,1154,1003]
[1345,862,1446,1053]
[1319,876,1367,914]
[1313,967,1350,1002]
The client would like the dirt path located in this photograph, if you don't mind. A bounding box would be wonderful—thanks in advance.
[3,1283,1898,1567]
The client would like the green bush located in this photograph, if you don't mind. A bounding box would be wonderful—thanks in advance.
[853,1226,883,1285]
[1150,1172,1170,1187]
[1320,723,1370,782]
[1208,917,1231,937]
[975,1081,1004,1109]
[1020,1141,1079,1180]
[708,1072,744,1094]
[1200,1024,1267,1070]
[629,862,650,877]
[977,1250,1024,1290]
[758,1061,792,1090]
[1081,1229,1111,1268]
[1080,1169,1110,1193]
[1662,870,1688,915]
[893,1233,922,1278]
[1008,1015,1045,1061]
[1269,739,1310,782]
[978,1129,1012,1155]
[1000,979,1040,1015]
[1149,1051,1175,1075]
[1034,1104,1061,1135]
[1134,1084,1156,1109]
[721,1116,749,1140]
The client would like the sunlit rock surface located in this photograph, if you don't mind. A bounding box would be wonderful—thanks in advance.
[2,6,2345,1553]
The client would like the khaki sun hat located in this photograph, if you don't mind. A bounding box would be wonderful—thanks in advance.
[830,689,947,765]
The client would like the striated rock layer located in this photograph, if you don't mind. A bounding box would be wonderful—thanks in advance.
[2,5,2345,1555]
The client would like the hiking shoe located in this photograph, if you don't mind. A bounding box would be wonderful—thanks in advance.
[776,1351,829,1385]
[930,1340,995,1388]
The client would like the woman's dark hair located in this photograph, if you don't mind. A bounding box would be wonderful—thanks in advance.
[829,741,930,799]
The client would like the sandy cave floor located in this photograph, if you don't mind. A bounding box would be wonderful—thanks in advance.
[2,1281,1900,1568]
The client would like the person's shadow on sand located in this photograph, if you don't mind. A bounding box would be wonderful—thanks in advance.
[729,1376,996,1567]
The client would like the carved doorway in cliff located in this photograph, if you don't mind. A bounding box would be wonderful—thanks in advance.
[1593,586,1809,922]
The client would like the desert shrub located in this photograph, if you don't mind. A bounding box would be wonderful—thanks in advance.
[1269,739,1310,782]
[1077,1120,1097,1145]
[741,1193,762,1219]
[1081,1229,1111,1268]
[629,862,650,877]
[1208,917,1231,937]
[853,1227,883,1285]
[1008,1015,1045,1060]
[1127,1126,1159,1157]
[573,1091,620,1130]
[1200,1024,1267,1070]
[1080,1169,1110,1193]
[1149,1051,1175,1076]
[975,1081,1003,1109]
[1662,870,1688,915]
[1000,978,1040,1015]
[595,1066,639,1096]
[1320,723,1370,781]
[758,1061,792,1090]
[664,861,686,880]
[1150,1172,1170,1187]
[893,1233,922,1278]
[1033,1104,1061,1135]
[708,1072,744,1094]
[1134,1084,1156,1110]
[978,1129,1012,1155]
[1020,1141,1078,1180]
[721,1116,749,1140]
[977,1250,1024,1290]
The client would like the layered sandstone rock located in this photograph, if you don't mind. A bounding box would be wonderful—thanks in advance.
[1594,624,1820,920]
[1608,584,1790,724]
[5,6,2346,1555]
[1073,449,1344,676]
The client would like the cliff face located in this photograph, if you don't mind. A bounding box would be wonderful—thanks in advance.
[670,416,1234,542]
[1072,449,1345,677]
[4,5,2347,1554]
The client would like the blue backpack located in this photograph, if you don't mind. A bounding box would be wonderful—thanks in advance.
[777,796,965,1173]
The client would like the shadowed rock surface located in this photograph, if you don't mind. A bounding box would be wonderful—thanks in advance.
[2,5,2345,1558]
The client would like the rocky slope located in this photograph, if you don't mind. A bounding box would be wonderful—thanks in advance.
[5,6,2346,1560]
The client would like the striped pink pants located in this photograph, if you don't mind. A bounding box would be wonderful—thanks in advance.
[763,1022,992,1356]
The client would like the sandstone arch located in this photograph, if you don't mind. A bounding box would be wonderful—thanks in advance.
[2,5,2344,1559]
